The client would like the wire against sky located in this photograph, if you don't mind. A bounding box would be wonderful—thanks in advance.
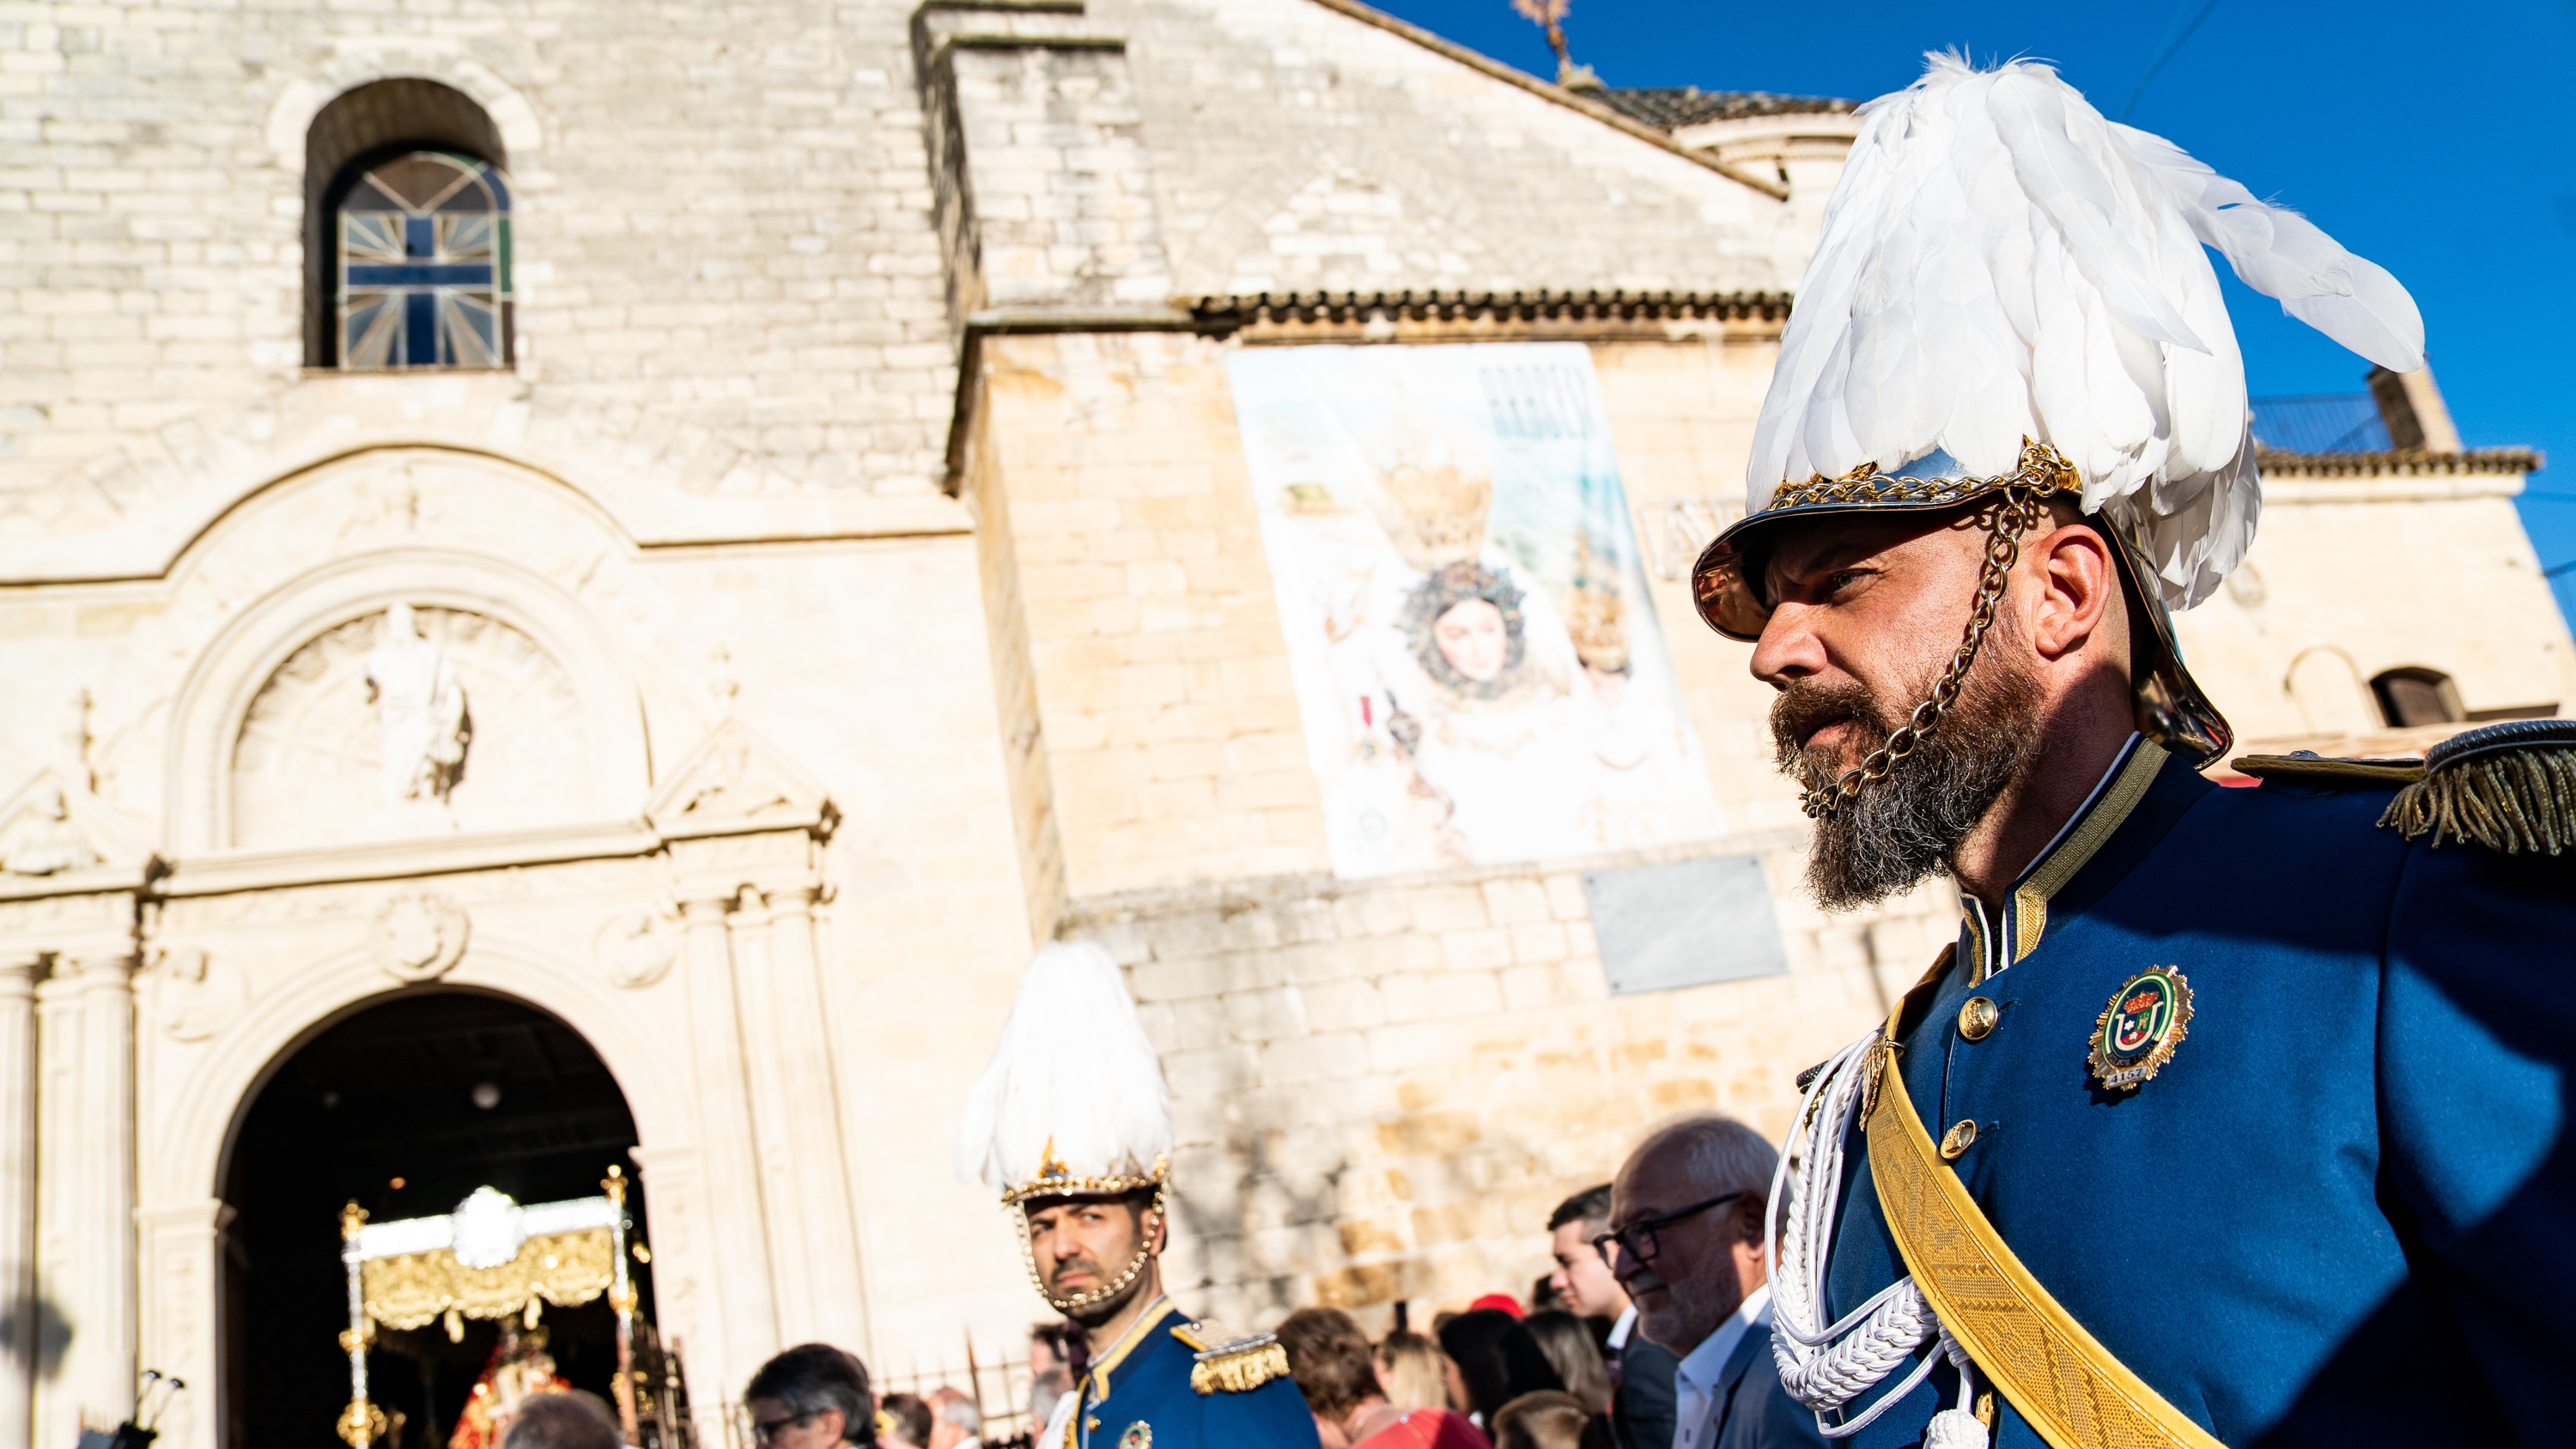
[2121,0,2226,121]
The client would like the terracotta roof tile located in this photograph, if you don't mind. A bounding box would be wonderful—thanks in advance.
[1598,87,1854,130]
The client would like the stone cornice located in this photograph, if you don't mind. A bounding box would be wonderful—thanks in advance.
[1186,288,1792,339]
[152,821,664,898]
[2254,446,2542,479]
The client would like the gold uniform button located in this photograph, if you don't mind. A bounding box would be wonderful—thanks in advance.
[1940,1119,1978,1160]
[1958,996,2000,1041]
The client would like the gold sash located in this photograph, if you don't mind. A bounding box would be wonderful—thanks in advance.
[1865,1001,2224,1449]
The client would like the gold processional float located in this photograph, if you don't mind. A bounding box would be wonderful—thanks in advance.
[336,1167,696,1449]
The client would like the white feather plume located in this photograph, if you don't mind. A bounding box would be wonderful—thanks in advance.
[1751,53,2426,609]
[954,940,1173,1194]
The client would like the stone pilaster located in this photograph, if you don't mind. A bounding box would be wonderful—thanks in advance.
[134,1201,229,1449]
[672,893,780,1385]
[723,888,817,1342]
[0,955,38,1449]
[33,948,136,1447]
[749,885,869,1351]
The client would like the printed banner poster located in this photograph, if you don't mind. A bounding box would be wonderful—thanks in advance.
[1225,343,1726,879]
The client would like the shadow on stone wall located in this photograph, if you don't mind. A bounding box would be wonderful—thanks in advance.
[2,1291,72,1380]
[1067,840,1947,1329]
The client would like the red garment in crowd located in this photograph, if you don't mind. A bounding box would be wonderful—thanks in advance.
[1465,1294,1524,1319]
[1353,1408,1490,1449]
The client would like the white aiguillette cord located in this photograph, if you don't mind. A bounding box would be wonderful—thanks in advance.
[1767,1036,1987,1446]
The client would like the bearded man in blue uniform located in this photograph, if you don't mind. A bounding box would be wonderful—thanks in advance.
[1689,54,2575,1449]
[957,942,1319,1449]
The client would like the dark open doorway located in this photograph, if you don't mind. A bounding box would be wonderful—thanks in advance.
[220,990,653,1449]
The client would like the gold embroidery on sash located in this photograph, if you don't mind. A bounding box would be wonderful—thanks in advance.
[1864,1008,2222,1449]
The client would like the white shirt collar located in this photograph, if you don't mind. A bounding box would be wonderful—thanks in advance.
[1674,1284,1772,1394]
[1606,1303,1638,1350]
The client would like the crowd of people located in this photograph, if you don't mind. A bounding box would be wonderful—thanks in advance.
[1269,1112,1787,1449]
[460,1109,1785,1449]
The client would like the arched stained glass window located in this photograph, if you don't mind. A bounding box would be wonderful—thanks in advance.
[337,151,513,370]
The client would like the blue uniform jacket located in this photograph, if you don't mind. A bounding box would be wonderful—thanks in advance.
[1817,736,2572,1446]
[1068,1299,1321,1449]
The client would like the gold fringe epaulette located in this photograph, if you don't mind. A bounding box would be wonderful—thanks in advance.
[2379,719,2576,857]
[1172,1321,1289,1394]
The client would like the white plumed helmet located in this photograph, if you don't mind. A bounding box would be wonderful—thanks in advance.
[1695,52,2427,767]
[954,939,1173,1205]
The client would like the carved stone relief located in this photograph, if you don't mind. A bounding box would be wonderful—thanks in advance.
[0,786,100,877]
[231,607,590,848]
[368,892,470,982]
[149,946,248,1042]
[0,769,148,881]
[593,910,677,989]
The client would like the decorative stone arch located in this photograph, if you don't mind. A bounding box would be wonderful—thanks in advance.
[167,937,687,1216]
[264,47,545,178]
[135,937,697,1449]
[163,546,653,855]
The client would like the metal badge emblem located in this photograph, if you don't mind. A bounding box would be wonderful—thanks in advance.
[2089,967,2193,1091]
[1118,1424,1152,1449]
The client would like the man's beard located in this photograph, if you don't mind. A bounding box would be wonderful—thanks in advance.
[1771,642,2044,912]
[1048,1249,1150,1324]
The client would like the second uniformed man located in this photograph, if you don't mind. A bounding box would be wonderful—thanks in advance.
[957,941,1319,1449]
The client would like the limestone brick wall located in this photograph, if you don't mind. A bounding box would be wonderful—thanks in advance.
[1070,843,1952,1327]
[975,330,1330,901]
[1104,0,1814,298]
[2174,472,2576,742]
[909,0,1816,315]
[1,0,957,524]
[914,18,1176,325]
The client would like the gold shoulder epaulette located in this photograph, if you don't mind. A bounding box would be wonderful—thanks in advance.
[2378,719,2576,857]
[1171,1321,1289,1394]
[2230,752,2425,787]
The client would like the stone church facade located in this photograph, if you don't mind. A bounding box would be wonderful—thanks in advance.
[1,3,2567,1448]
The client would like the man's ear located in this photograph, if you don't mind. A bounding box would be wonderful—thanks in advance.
[2028,523,2121,660]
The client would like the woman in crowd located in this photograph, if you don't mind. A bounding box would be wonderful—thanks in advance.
[1374,1331,1454,1418]
[1516,1313,1611,1418]
[1276,1307,1489,1449]
[1434,1310,1564,1432]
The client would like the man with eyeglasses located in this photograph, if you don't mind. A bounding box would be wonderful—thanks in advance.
[743,1344,875,1449]
[1603,1116,1821,1449]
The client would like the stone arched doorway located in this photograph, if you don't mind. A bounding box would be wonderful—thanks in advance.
[218,989,652,1449]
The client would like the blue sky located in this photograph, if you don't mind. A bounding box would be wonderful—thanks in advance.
[1372,0,2576,626]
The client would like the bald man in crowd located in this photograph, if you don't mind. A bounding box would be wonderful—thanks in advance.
[1604,1115,1820,1449]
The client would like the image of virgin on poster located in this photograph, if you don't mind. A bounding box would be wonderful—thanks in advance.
[1226,342,1726,879]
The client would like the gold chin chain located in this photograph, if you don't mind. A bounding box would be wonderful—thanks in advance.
[1801,489,2048,819]
[1023,1193,1163,1314]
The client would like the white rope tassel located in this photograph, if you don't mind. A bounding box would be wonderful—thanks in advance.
[1923,1324,1987,1449]
[1768,1035,1977,1440]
